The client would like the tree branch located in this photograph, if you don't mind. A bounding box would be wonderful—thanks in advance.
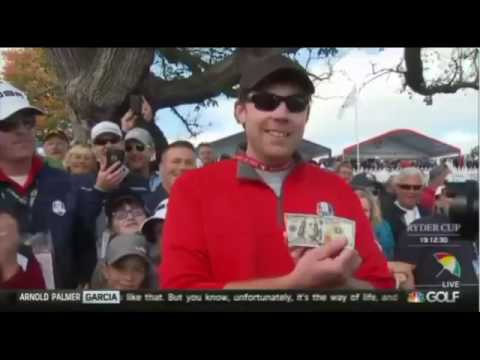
[307,59,334,83]
[157,48,209,74]
[404,47,479,96]
[141,48,302,111]
[170,107,200,136]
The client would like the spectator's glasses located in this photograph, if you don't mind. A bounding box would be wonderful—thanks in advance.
[112,208,145,221]
[126,144,146,153]
[0,116,36,132]
[94,136,121,146]
[398,184,422,191]
[247,92,310,113]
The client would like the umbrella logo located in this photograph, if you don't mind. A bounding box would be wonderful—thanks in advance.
[407,291,425,303]
[434,252,461,278]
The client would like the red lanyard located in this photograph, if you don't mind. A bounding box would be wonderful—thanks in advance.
[235,154,294,172]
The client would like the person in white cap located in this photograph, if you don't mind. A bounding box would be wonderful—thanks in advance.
[124,127,157,188]
[90,121,124,167]
[74,122,154,254]
[0,81,97,289]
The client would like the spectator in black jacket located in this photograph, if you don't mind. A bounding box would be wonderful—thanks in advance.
[383,167,431,250]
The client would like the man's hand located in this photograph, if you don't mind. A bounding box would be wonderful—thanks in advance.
[388,261,415,289]
[95,161,127,192]
[288,238,363,289]
[120,109,138,132]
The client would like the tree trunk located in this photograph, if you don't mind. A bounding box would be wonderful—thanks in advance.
[47,48,155,141]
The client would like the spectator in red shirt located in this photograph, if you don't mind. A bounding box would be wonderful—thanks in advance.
[0,206,46,289]
[420,165,451,211]
[160,55,395,290]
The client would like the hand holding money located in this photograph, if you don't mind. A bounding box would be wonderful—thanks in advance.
[287,238,362,289]
[285,213,355,249]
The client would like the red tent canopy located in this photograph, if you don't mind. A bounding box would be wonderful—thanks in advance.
[343,129,461,160]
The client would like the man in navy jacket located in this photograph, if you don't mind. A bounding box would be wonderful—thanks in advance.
[0,81,96,288]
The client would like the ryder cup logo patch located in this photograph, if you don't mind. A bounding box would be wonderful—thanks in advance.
[317,202,334,217]
[52,200,66,216]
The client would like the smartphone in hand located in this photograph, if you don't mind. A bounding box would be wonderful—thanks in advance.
[106,148,125,169]
[129,95,143,116]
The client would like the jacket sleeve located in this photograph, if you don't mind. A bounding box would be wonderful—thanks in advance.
[71,176,106,285]
[159,173,226,289]
[74,175,108,227]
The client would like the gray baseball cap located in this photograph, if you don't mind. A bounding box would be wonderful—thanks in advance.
[105,233,150,266]
[125,127,154,148]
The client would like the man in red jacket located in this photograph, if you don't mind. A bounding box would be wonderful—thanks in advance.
[160,55,395,290]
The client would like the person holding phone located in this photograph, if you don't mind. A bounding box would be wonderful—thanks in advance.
[73,121,154,257]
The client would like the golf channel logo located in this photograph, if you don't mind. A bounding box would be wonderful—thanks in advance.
[82,290,121,304]
[407,291,460,304]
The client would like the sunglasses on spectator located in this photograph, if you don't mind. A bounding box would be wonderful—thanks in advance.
[398,184,422,191]
[0,116,36,132]
[94,137,121,146]
[125,144,146,153]
[247,92,310,113]
[112,208,145,221]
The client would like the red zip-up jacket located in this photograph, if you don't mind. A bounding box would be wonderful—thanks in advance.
[160,159,395,289]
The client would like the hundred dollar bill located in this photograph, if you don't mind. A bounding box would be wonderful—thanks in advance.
[321,216,355,249]
[285,213,324,248]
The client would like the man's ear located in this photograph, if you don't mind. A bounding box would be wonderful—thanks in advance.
[234,101,247,127]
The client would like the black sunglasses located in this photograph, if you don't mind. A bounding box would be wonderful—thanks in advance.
[247,92,310,113]
[94,137,121,146]
[125,144,146,153]
[398,184,422,191]
[0,116,36,132]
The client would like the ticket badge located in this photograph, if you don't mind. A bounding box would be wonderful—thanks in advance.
[316,202,334,217]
